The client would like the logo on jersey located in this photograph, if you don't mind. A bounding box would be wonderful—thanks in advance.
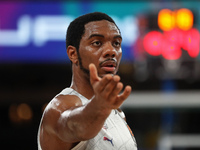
[103,123,108,130]
[103,137,114,146]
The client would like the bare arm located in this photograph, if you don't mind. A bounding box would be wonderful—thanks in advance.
[41,63,132,144]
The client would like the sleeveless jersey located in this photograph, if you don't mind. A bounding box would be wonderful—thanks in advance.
[38,88,137,150]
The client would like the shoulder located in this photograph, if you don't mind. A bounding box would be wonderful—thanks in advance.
[38,94,83,149]
[54,94,83,110]
[41,94,83,133]
[45,94,83,117]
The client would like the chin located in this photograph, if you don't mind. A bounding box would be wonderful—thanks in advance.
[99,72,115,78]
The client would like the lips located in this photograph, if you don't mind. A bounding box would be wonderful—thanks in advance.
[100,60,117,72]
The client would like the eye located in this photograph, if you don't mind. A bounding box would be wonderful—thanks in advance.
[92,41,102,47]
[113,41,121,47]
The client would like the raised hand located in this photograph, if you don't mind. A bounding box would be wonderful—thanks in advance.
[89,63,132,110]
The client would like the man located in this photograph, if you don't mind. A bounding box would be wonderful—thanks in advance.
[38,12,137,150]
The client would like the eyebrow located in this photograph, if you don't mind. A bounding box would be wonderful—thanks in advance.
[114,35,122,40]
[88,34,104,40]
[88,34,122,40]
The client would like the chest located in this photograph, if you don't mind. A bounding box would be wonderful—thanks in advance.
[87,110,137,150]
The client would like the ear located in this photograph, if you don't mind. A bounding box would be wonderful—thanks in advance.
[67,46,78,65]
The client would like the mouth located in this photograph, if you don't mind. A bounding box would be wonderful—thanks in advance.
[100,59,117,73]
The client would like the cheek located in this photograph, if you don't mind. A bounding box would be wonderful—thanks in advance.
[117,49,122,60]
[79,47,101,65]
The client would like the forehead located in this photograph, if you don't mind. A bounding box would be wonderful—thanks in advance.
[83,20,120,37]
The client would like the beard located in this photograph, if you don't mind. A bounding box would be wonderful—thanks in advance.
[77,52,120,78]
[77,52,90,76]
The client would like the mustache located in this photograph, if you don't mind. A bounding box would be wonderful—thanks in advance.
[99,58,117,67]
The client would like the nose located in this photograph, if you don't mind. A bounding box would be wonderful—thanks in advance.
[102,42,117,58]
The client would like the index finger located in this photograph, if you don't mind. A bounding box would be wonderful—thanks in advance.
[89,63,101,85]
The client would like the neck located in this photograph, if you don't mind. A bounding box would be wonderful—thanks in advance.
[70,70,94,100]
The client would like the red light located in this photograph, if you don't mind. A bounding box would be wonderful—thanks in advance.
[162,40,182,60]
[163,28,183,45]
[143,31,163,56]
[143,8,199,60]
[182,28,199,58]
[162,28,182,60]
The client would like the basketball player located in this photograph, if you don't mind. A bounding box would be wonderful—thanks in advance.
[38,12,137,150]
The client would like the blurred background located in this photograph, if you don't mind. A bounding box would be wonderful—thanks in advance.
[0,0,200,149]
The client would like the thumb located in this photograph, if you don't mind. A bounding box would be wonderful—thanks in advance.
[89,63,100,85]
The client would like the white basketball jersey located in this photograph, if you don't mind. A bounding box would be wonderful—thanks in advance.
[59,88,138,150]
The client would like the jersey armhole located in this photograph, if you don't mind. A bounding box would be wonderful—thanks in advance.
[71,141,88,150]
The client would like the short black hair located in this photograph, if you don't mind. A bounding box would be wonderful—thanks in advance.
[66,12,120,52]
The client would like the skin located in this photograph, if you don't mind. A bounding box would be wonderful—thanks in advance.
[38,20,132,150]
